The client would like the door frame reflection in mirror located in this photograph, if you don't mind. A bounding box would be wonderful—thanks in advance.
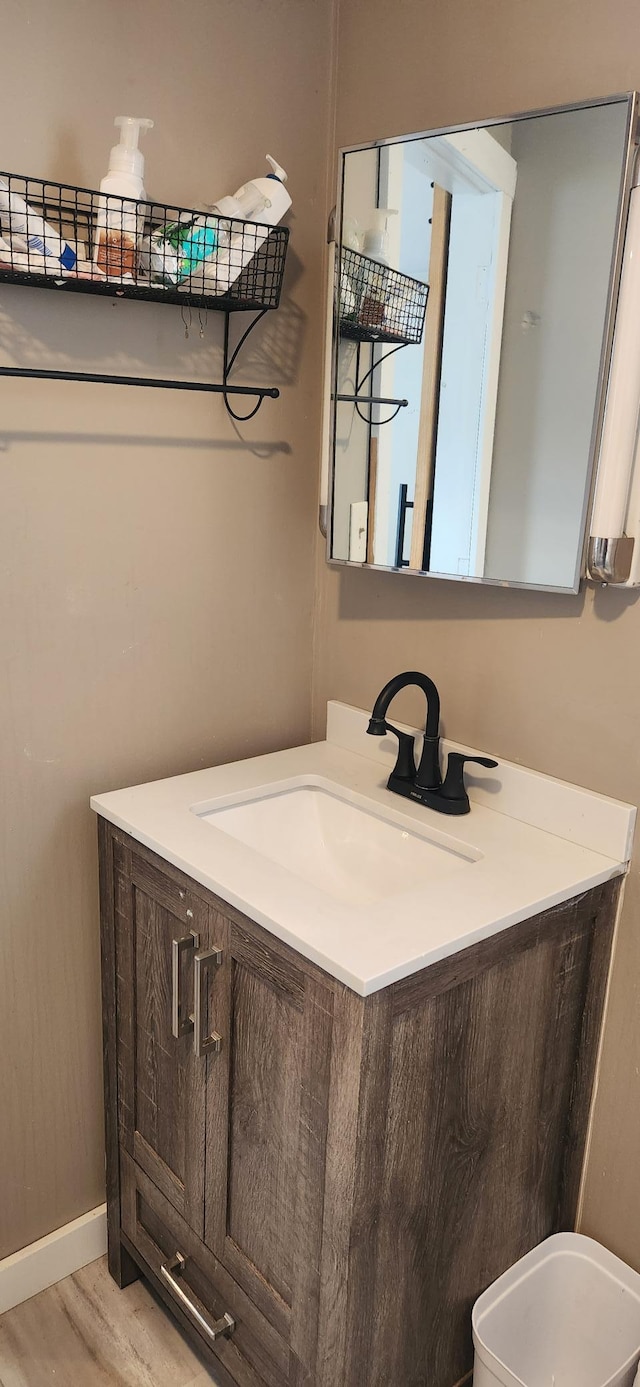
[324,93,638,594]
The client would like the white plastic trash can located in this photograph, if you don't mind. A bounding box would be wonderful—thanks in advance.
[472,1233,640,1387]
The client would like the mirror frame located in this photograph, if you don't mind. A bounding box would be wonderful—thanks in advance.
[325,92,639,594]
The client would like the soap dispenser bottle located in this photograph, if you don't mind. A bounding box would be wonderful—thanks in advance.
[205,155,292,293]
[359,207,397,329]
[93,116,153,279]
[362,208,396,264]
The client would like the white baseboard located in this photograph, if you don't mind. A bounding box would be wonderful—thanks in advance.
[0,1204,107,1315]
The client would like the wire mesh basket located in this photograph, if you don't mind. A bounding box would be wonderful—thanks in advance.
[338,246,429,345]
[0,172,289,312]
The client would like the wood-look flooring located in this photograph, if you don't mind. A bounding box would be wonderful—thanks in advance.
[0,1256,221,1386]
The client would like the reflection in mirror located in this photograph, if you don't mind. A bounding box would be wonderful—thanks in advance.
[329,97,635,591]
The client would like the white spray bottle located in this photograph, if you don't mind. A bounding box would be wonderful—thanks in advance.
[205,156,291,293]
[94,116,153,279]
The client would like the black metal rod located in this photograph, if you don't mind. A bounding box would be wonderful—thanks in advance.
[0,367,279,399]
[335,393,408,407]
[395,482,414,568]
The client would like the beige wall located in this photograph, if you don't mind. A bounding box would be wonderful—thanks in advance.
[314,0,640,1268]
[0,0,333,1258]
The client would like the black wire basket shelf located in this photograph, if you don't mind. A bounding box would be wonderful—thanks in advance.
[0,172,289,313]
[338,246,429,346]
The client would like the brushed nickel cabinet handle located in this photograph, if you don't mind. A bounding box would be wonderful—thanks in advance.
[194,948,223,1057]
[160,1253,234,1343]
[171,931,199,1039]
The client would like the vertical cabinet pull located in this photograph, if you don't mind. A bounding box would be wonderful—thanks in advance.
[160,1253,235,1343]
[194,948,224,1057]
[171,931,199,1039]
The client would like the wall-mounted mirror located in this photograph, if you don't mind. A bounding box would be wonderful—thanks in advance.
[326,95,637,592]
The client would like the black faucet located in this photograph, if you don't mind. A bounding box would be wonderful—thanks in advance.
[367,670,442,791]
[367,671,497,815]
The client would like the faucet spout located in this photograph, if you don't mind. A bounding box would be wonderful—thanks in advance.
[369,670,440,737]
[367,670,441,791]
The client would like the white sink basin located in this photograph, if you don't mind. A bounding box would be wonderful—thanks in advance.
[194,779,476,906]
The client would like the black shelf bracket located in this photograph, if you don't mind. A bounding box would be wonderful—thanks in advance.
[334,340,408,425]
[222,308,273,421]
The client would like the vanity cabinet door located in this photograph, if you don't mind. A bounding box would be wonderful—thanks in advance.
[115,840,215,1236]
[203,907,335,1365]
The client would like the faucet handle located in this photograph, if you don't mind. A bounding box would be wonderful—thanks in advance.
[367,717,417,784]
[388,724,417,783]
[439,752,498,812]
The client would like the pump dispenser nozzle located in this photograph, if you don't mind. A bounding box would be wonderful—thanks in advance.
[266,155,288,183]
[109,117,154,179]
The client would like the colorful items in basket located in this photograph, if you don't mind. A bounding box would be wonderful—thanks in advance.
[0,178,103,280]
[141,215,219,286]
[0,232,102,280]
[143,155,291,293]
[0,135,292,296]
[0,176,76,271]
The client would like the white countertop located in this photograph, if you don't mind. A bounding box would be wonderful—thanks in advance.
[91,702,635,996]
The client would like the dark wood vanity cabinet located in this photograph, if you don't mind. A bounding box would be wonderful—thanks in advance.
[99,817,620,1387]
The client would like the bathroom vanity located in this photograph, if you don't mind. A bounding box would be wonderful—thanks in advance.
[93,704,634,1387]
